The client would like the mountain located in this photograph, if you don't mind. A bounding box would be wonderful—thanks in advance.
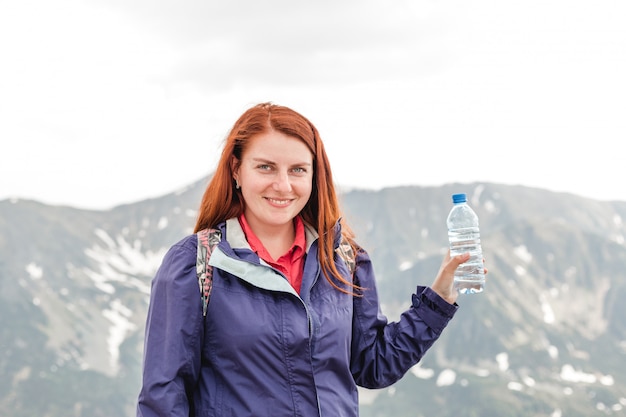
[1,179,625,417]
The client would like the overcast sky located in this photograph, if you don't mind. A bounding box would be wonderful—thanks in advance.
[1,0,625,210]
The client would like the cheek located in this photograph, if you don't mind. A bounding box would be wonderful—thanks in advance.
[296,179,313,201]
[240,173,264,191]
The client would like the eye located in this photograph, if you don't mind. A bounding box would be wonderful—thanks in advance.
[257,164,272,171]
[291,166,311,175]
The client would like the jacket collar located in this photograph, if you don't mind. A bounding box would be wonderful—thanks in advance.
[223,217,336,253]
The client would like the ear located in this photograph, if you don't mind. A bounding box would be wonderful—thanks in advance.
[230,156,240,182]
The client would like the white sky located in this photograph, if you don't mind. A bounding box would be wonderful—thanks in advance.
[1,0,625,210]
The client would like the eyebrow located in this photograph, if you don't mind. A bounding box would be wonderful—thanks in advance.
[250,157,312,167]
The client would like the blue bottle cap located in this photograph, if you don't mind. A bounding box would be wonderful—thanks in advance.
[452,193,467,203]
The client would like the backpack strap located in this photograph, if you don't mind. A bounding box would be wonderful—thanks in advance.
[335,238,356,275]
[196,228,222,317]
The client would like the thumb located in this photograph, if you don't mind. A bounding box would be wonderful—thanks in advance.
[444,252,470,272]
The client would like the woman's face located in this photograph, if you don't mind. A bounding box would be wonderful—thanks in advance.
[233,130,313,234]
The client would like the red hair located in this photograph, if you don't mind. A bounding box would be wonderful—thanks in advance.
[194,102,358,292]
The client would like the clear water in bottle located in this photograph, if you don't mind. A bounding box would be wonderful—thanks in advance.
[447,193,485,294]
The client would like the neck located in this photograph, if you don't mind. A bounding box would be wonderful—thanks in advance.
[243,215,297,259]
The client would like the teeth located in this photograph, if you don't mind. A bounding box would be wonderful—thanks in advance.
[267,198,290,205]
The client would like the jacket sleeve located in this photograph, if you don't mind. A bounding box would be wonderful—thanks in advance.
[137,237,204,417]
[349,249,458,389]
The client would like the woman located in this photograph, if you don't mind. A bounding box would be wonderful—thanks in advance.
[137,102,476,417]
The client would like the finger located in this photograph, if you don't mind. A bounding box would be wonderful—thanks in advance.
[448,252,470,269]
[438,253,469,279]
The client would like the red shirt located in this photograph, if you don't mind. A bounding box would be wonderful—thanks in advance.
[238,214,306,294]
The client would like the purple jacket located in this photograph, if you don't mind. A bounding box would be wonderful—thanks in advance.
[137,218,458,417]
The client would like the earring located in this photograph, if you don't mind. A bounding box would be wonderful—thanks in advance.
[235,179,240,190]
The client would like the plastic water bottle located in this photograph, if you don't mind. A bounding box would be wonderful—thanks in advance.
[446,193,485,294]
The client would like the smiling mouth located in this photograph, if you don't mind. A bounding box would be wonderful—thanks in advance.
[265,197,292,206]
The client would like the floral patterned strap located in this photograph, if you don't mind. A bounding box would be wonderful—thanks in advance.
[335,238,356,275]
[196,228,222,317]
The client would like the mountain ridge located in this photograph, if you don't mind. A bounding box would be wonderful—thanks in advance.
[1,179,625,416]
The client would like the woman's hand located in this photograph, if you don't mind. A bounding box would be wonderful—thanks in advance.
[431,251,488,305]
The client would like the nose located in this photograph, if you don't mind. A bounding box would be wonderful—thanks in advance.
[272,171,292,192]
